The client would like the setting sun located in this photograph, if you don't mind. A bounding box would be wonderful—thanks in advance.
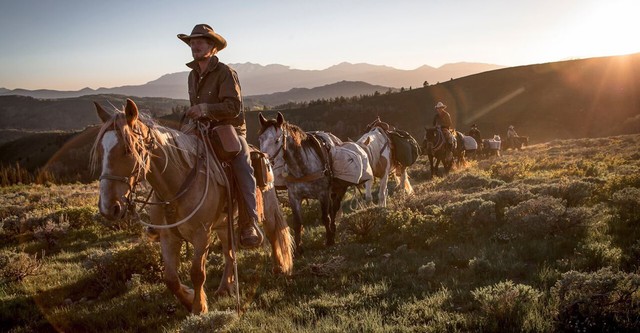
[552,0,640,61]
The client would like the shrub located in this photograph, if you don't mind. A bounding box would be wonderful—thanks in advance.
[87,239,163,291]
[395,288,468,331]
[444,198,496,226]
[0,250,43,284]
[503,196,567,237]
[442,173,504,192]
[575,240,622,270]
[178,311,238,333]
[552,268,640,332]
[472,280,543,332]
[53,205,98,229]
[490,160,534,182]
[481,185,533,221]
[610,187,640,222]
[341,206,386,240]
[32,216,69,249]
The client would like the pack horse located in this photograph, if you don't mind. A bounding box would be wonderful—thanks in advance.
[258,112,371,254]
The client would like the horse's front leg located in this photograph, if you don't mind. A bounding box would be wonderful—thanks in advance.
[288,193,305,254]
[320,195,335,247]
[159,231,195,312]
[152,205,194,311]
[190,232,211,314]
[214,226,235,297]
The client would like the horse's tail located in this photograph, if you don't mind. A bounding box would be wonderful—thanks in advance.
[260,187,294,275]
[398,166,414,195]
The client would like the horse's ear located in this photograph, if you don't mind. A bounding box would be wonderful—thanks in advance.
[276,112,284,126]
[124,98,139,127]
[94,102,111,123]
[259,112,268,127]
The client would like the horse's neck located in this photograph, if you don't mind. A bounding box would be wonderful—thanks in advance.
[146,132,198,200]
[283,138,323,176]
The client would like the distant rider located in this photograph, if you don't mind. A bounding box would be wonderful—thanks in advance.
[432,102,455,148]
[507,125,519,149]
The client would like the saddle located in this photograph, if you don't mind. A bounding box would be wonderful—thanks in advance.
[371,122,421,167]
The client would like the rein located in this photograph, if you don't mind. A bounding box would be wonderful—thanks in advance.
[100,121,212,229]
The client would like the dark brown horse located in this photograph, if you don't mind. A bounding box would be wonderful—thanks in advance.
[423,127,454,177]
[504,136,529,150]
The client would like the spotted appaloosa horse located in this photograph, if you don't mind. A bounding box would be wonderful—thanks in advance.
[258,112,351,254]
[356,118,413,207]
[93,99,292,315]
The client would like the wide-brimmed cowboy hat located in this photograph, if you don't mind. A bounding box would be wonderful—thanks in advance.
[178,24,227,51]
[435,102,447,109]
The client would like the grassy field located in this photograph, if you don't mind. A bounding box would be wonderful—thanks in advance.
[1,134,639,332]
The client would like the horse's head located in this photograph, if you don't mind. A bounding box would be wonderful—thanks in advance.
[258,112,287,163]
[365,116,391,133]
[423,127,437,143]
[93,99,153,220]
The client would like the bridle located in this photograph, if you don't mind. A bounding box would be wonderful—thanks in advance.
[99,122,155,217]
[99,120,208,225]
[266,125,287,166]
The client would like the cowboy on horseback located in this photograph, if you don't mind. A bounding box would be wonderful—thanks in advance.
[432,102,455,148]
[507,124,519,149]
[179,24,262,248]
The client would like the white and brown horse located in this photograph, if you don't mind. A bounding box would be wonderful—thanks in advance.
[356,118,413,207]
[258,112,350,254]
[92,99,292,315]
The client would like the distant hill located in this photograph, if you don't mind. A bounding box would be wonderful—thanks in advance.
[0,62,504,99]
[246,81,396,108]
[0,95,189,131]
[245,53,640,145]
[2,53,639,181]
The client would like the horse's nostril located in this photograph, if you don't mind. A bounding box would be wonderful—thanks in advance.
[112,203,121,218]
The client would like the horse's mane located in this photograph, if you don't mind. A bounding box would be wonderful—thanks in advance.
[258,119,307,146]
[91,110,198,176]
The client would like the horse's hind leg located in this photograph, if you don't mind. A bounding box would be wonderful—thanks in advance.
[378,160,390,207]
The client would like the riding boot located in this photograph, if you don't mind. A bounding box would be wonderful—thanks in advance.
[233,136,264,249]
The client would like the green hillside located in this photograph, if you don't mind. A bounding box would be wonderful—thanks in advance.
[1,134,639,331]
[1,54,639,184]
[0,94,188,131]
[246,53,640,145]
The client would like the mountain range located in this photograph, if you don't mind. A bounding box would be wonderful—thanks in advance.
[0,62,504,100]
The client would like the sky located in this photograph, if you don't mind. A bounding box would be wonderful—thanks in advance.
[0,0,638,91]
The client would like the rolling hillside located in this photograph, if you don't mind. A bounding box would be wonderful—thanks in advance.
[247,53,640,145]
[2,53,639,180]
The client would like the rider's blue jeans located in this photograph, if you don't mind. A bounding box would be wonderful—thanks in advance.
[232,136,259,222]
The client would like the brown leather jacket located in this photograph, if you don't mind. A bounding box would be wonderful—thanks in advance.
[432,109,453,129]
[187,56,246,136]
